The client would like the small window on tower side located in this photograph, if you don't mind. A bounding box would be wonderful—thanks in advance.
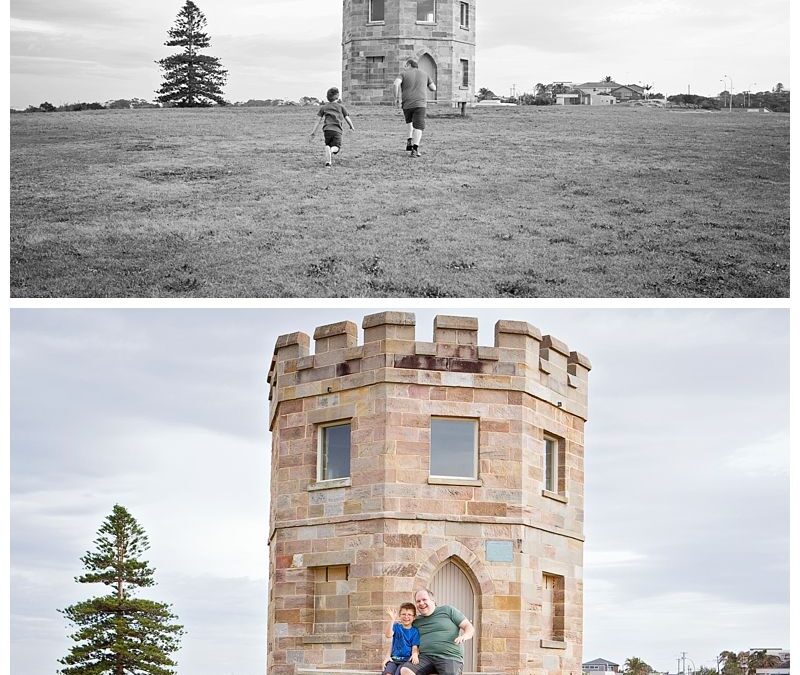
[430,417,478,479]
[417,0,436,23]
[369,0,384,23]
[319,422,351,481]
[460,2,469,28]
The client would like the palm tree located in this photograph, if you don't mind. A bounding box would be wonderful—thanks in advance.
[746,650,782,675]
[623,656,653,674]
[603,75,614,83]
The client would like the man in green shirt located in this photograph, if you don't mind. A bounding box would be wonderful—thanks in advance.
[399,588,475,675]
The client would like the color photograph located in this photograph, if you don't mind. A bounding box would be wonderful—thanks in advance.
[9,308,790,675]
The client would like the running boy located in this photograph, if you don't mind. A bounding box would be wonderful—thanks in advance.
[310,87,355,167]
[382,603,420,674]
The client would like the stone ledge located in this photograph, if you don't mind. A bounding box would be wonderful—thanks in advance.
[540,639,567,650]
[307,477,352,491]
[541,490,568,504]
[428,476,483,487]
[271,512,585,544]
[301,633,352,645]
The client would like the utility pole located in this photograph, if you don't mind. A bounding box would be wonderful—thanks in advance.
[681,651,688,674]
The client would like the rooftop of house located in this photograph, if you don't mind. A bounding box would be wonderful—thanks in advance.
[575,81,622,89]
[583,657,620,666]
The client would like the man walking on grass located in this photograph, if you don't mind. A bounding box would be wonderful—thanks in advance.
[399,588,474,675]
[393,59,436,158]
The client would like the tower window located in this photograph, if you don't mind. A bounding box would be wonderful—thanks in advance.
[544,433,566,495]
[461,59,469,87]
[430,417,477,479]
[312,565,350,636]
[542,573,565,642]
[417,0,436,23]
[369,0,384,22]
[319,422,351,481]
[460,2,469,28]
[366,56,385,83]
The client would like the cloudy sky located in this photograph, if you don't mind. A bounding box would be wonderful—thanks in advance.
[9,0,789,108]
[9,307,789,675]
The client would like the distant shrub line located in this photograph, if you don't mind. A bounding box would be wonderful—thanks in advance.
[13,96,326,113]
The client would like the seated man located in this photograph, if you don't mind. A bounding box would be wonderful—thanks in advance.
[400,588,474,675]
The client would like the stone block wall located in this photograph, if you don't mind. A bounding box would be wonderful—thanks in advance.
[342,0,477,104]
[267,313,590,675]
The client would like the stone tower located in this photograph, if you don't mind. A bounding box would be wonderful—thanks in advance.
[342,0,476,104]
[267,313,591,675]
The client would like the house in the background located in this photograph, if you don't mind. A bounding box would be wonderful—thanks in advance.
[573,81,620,105]
[610,84,645,101]
[583,657,620,672]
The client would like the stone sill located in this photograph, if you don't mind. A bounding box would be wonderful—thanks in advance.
[540,639,567,650]
[366,21,385,26]
[429,476,482,487]
[542,489,568,504]
[416,21,436,25]
[302,633,352,645]
[308,477,352,491]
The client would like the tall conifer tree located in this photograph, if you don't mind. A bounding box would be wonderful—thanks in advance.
[58,505,184,675]
[156,0,228,106]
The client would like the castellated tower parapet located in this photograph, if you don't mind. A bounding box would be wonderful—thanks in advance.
[267,313,591,675]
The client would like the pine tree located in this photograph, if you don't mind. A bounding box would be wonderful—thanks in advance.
[156,0,228,106]
[58,505,184,675]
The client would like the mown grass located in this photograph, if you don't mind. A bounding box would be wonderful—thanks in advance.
[10,105,789,297]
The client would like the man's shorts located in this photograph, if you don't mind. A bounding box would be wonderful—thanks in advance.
[382,661,405,675]
[403,107,426,130]
[401,655,463,675]
[323,129,343,148]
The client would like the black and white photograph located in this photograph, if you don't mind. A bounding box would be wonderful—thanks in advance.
[9,0,790,297]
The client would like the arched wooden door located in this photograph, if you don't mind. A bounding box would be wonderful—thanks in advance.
[418,53,438,101]
[430,558,477,671]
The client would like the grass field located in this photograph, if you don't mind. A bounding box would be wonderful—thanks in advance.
[10,104,789,298]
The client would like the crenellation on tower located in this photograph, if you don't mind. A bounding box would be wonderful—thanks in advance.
[267,313,590,675]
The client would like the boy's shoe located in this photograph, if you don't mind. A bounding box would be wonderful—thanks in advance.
[325,162,332,167]
[406,138,413,151]
[410,149,420,158]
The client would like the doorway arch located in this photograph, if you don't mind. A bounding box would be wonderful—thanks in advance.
[430,558,477,671]
[418,53,438,101]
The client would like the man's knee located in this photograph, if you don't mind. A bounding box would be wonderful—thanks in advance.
[399,668,414,675]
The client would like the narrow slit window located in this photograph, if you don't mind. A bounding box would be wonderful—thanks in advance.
[461,59,469,87]
[460,2,469,28]
[542,573,565,641]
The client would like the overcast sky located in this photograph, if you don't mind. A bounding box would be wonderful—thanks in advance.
[9,307,789,675]
[9,0,790,108]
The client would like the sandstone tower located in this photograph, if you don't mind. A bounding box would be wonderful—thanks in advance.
[342,0,476,104]
[267,313,591,675]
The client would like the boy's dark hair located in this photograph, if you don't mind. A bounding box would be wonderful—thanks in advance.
[399,602,416,615]
[326,87,340,102]
[406,59,419,68]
